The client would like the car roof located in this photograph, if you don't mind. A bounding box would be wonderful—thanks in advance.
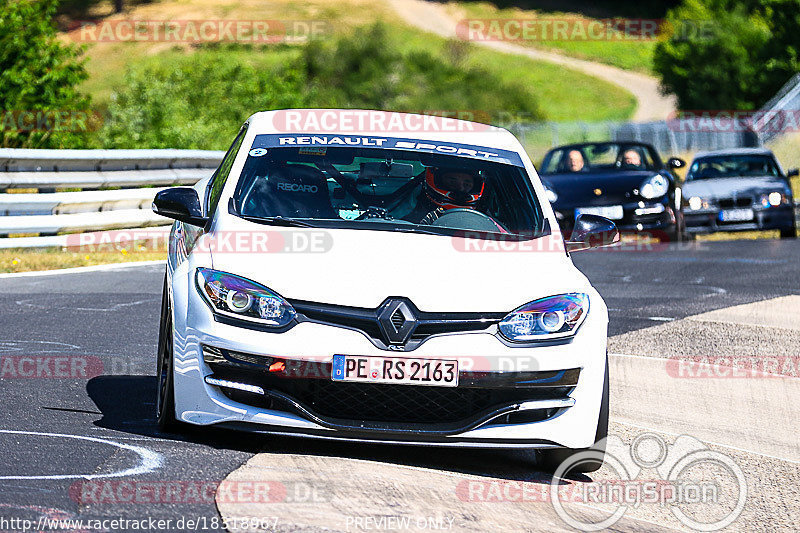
[693,148,775,159]
[244,109,524,153]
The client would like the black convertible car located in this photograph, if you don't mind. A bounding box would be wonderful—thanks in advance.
[682,148,797,239]
[539,142,685,241]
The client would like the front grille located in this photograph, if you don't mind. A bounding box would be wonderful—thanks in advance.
[289,298,505,350]
[204,346,578,428]
[718,197,752,208]
[220,374,572,424]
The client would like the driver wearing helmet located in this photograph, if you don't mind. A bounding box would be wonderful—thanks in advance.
[405,166,485,224]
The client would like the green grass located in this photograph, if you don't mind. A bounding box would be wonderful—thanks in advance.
[453,1,657,74]
[385,24,636,123]
[73,0,636,124]
[0,243,165,273]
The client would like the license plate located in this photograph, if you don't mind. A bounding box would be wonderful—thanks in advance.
[331,354,458,387]
[575,205,624,220]
[719,208,754,222]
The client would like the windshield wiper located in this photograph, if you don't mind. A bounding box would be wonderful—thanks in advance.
[238,215,317,228]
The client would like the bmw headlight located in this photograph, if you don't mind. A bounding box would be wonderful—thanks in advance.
[640,175,669,199]
[196,268,295,327]
[759,191,788,208]
[499,293,589,342]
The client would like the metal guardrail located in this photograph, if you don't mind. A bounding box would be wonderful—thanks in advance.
[0,188,166,216]
[2,209,168,235]
[0,168,213,189]
[756,73,800,145]
[0,149,225,172]
[0,149,223,246]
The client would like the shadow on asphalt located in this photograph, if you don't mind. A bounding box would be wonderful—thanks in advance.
[86,375,266,454]
[86,375,584,485]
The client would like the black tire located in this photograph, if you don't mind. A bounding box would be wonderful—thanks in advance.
[780,226,796,239]
[156,274,181,432]
[658,220,684,243]
[538,357,609,475]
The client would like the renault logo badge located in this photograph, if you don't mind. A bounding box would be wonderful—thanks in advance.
[377,299,417,346]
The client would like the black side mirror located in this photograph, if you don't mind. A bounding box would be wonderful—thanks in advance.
[566,214,620,252]
[152,187,208,227]
[667,157,686,169]
[787,168,799,178]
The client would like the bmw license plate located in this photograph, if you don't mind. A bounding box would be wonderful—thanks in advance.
[719,209,754,222]
[575,205,624,220]
[331,354,458,387]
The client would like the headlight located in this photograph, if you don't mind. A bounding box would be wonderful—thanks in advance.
[499,293,589,342]
[688,196,703,210]
[545,187,558,203]
[759,192,787,207]
[196,268,295,327]
[640,175,669,199]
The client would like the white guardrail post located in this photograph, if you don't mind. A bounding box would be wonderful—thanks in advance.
[0,149,223,248]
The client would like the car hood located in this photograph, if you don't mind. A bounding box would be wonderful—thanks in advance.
[203,215,589,312]
[541,170,658,207]
[682,176,790,199]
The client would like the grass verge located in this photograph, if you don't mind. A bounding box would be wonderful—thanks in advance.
[450,1,657,74]
[0,244,165,273]
[68,0,636,123]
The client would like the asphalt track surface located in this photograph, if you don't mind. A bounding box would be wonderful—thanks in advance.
[0,238,798,531]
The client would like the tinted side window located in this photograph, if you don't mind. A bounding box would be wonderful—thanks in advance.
[207,125,248,215]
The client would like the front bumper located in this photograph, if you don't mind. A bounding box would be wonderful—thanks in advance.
[169,270,608,449]
[555,201,676,233]
[685,205,795,233]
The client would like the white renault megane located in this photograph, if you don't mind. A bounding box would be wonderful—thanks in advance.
[153,110,619,472]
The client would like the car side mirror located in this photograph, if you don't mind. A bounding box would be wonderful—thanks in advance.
[787,168,799,178]
[667,157,686,169]
[152,187,208,227]
[566,214,620,252]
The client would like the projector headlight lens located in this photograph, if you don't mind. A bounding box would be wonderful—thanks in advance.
[196,268,295,327]
[640,175,669,199]
[499,293,589,341]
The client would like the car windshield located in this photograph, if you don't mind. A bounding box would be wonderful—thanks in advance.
[686,154,781,180]
[540,143,660,174]
[232,144,545,239]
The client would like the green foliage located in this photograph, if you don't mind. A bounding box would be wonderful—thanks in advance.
[100,54,309,149]
[302,23,541,118]
[0,0,91,147]
[100,23,543,149]
[654,0,800,110]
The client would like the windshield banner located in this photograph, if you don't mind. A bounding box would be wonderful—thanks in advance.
[249,134,525,167]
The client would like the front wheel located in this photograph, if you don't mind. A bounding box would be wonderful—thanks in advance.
[538,358,609,475]
[156,275,181,432]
